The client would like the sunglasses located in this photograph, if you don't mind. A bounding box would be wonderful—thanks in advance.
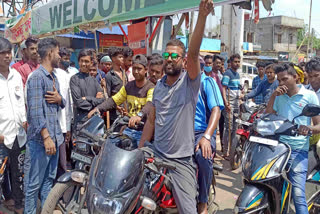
[162,52,181,60]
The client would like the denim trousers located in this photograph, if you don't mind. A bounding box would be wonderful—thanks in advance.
[123,128,142,149]
[287,150,308,214]
[24,140,59,214]
[194,131,216,203]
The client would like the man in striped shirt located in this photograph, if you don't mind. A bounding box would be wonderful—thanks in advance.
[221,54,241,159]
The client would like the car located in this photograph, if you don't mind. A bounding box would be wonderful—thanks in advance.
[239,62,258,92]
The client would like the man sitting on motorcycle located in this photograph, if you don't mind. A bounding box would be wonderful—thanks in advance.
[306,58,320,157]
[138,1,214,213]
[194,67,224,213]
[88,54,155,148]
[242,63,278,104]
[266,63,320,214]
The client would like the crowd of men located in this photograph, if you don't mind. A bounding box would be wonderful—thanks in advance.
[1,0,320,213]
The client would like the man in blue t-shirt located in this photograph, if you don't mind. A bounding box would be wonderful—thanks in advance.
[251,61,266,104]
[266,63,320,214]
[194,72,224,213]
[243,64,279,104]
[221,54,241,159]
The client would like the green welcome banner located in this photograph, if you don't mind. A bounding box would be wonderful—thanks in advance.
[31,0,242,35]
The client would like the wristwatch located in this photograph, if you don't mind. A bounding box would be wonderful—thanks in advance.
[137,111,144,118]
[202,134,211,141]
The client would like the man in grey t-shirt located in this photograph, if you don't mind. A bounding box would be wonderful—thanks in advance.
[139,1,214,213]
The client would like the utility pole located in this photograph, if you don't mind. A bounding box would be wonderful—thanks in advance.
[307,0,312,61]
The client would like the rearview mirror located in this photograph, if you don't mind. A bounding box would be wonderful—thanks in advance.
[301,104,320,117]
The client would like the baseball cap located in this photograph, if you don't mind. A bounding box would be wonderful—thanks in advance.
[132,54,148,67]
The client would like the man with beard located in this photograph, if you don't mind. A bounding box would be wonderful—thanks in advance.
[70,49,105,133]
[17,36,39,87]
[138,1,214,213]
[24,38,65,214]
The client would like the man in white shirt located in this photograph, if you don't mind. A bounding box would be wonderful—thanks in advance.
[0,38,26,214]
[54,47,77,175]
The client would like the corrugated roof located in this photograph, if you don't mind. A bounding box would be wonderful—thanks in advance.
[57,34,94,40]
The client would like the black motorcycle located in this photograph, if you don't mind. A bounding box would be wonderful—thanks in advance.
[41,115,131,214]
[234,104,320,214]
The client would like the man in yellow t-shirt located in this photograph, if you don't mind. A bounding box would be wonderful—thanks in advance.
[89,54,154,147]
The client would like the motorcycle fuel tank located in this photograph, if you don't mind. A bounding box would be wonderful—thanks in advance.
[242,141,290,181]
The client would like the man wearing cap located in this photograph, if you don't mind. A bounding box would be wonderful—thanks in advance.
[88,54,154,147]
[12,41,29,71]
[96,55,111,84]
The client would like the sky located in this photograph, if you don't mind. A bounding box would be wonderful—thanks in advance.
[173,0,320,38]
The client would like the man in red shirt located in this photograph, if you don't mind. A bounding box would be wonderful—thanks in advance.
[11,41,29,71]
[17,36,39,87]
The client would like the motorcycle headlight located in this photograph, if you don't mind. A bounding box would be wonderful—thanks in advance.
[266,154,287,178]
[254,120,284,136]
[90,191,124,214]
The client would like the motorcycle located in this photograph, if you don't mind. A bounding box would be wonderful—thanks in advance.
[41,115,131,214]
[230,100,265,170]
[234,104,320,214]
[81,130,223,213]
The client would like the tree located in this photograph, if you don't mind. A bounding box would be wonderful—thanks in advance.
[297,24,320,50]
[173,25,184,36]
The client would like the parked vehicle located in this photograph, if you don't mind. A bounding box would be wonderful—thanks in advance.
[239,62,258,92]
[235,104,320,214]
[230,100,265,170]
[41,115,130,214]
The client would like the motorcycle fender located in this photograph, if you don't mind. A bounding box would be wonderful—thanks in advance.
[235,184,268,213]
[57,170,85,183]
[236,129,249,138]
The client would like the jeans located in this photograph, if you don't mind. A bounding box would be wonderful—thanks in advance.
[24,141,59,214]
[122,128,142,149]
[286,150,308,214]
[194,131,216,203]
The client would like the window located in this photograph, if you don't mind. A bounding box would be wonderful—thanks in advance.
[253,67,258,75]
[242,65,247,74]
[248,67,253,74]
[290,35,293,44]
[278,34,282,43]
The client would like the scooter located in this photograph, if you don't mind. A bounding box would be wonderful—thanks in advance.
[234,104,320,214]
[230,100,265,170]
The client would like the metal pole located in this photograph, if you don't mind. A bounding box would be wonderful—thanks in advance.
[307,0,312,61]
[94,30,99,53]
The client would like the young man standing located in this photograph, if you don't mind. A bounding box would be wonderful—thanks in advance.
[251,61,266,104]
[266,63,320,214]
[24,38,65,214]
[0,38,27,214]
[148,53,164,85]
[221,54,241,159]
[70,49,105,133]
[12,41,29,71]
[17,36,39,87]
[105,47,126,124]
[243,64,279,104]
[89,54,154,147]
[194,71,224,213]
[139,1,214,213]
[123,47,134,82]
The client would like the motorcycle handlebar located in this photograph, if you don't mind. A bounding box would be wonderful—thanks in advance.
[80,129,102,146]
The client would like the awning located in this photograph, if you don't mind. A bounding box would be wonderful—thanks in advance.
[57,34,94,39]
[97,26,128,35]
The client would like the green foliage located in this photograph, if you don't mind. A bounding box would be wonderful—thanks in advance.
[297,24,320,50]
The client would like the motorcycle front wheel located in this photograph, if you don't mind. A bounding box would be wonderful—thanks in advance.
[41,181,86,214]
[230,135,244,170]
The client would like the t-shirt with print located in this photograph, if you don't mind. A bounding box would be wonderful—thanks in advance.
[112,80,154,117]
[221,68,241,107]
[273,85,319,151]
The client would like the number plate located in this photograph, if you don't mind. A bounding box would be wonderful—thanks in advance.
[249,136,278,146]
[71,151,92,165]
[236,119,252,126]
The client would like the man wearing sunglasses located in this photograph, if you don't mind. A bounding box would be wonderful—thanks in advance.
[139,0,214,213]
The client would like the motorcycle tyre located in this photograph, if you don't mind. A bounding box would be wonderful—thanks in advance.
[41,181,82,214]
[308,194,320,214]
[230,135,242,170]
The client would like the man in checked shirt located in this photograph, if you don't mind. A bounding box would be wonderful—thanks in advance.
[24,38,65,214]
